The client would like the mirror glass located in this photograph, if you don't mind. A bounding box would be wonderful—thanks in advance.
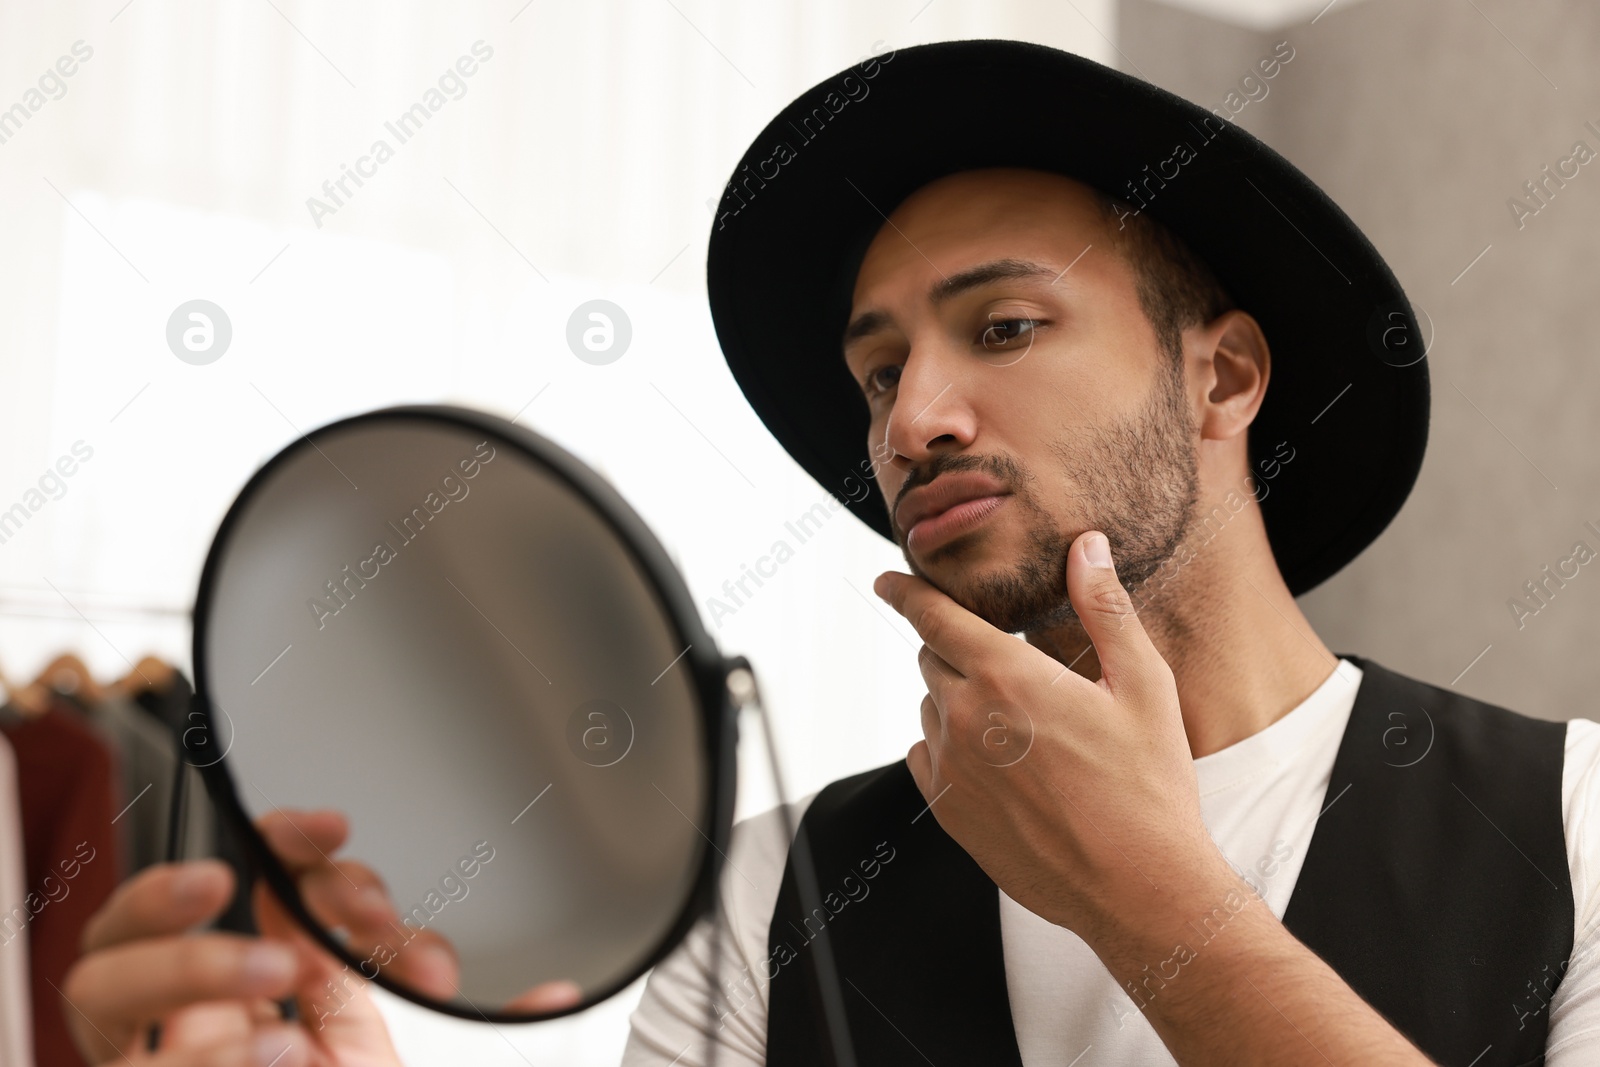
[194,412,714,1016]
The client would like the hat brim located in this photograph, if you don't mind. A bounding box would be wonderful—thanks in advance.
[706,38,1428,598]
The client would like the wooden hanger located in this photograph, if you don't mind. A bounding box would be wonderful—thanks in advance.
[33,652,106,706]
[109,655,175,698]
[0,657,50,718]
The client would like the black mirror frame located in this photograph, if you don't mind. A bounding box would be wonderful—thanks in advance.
[183,403,739,1024]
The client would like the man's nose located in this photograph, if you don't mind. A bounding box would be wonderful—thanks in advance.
[882,342,979,469]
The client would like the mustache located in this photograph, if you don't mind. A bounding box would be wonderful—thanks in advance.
[891,452,1026,536]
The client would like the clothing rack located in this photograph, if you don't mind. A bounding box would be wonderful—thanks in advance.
[0,650,252,1067]
[0,590,190,622]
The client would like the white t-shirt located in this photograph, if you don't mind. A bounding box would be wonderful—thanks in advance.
[621,658,1600,1065]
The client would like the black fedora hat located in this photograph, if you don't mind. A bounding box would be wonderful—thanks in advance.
[705,38,1428,598]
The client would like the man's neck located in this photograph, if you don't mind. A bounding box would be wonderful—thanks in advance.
[1024,516,1341,760]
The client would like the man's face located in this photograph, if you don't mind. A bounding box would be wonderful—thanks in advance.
[842,167,1202,634]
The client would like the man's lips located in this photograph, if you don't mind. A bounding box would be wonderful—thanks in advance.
[896,472,1011,552]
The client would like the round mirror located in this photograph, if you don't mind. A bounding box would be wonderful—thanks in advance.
[187,404,736,1022]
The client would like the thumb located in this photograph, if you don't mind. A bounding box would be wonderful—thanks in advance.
[1067,531,1163,702]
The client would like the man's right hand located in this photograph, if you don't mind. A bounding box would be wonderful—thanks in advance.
[62,810,406,1067]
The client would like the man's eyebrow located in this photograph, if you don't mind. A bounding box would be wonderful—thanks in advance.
[929,258,1058,305]
[842,310,891,350]
[841,258,1060,353]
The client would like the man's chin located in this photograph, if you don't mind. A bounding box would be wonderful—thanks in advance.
[970,595,1080,636]
[910,560,1078,635]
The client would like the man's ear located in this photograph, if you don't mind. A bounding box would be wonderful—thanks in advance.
[1193,308,1270,444]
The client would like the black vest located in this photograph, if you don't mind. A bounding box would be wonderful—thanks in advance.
[765,654,1574,1067]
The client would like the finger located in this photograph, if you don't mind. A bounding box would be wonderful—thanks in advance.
[255,809,349,873]
[296,859,397,933]
[251,810,460,1003]
[346,924,460,1001]
[251,829,407,968]
[916,644,961,702]
[1066,531,1167,704]
[62,933,300,1032]
[145,1025,309,1067]
[874,571,1007,676]
[253,879,460,1003]
[288,944,371,1037]
[285,916,407,1054]
[156,999,264,1049]
[905,739,935,800]
[81,860,235,953]
[913,695,943,796]
[919,692,942,746]
[503,979,583,1014]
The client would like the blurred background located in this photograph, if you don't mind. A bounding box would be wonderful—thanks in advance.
[0,0,1594,1063]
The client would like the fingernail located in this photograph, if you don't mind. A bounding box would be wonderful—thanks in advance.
[542,979,583,1008]
[873,573,889,599]
[413,943,456,975]
[242,942,299,989]
[253,1028,300,1067]
[1085,532,1112,568]
[358,885,395,918]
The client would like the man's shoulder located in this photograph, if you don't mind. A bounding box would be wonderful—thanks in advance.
[712,761,921,947]
[1344,653,1568,743]
[812,756,914,799]
[793,758,923,832]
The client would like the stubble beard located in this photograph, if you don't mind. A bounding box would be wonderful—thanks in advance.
[902,355,1201,635]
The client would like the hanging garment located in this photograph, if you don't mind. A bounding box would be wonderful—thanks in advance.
[0,732,35,1067]
[133,674,255,934]
[75,692,213,872]
[0,702,120,1067]
[130,672,188,736]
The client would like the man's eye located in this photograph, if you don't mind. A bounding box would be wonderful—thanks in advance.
[979,318,1039,349]
[864,364,901,397]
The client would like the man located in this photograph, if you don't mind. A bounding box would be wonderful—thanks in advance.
[621,39,1600,1067]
